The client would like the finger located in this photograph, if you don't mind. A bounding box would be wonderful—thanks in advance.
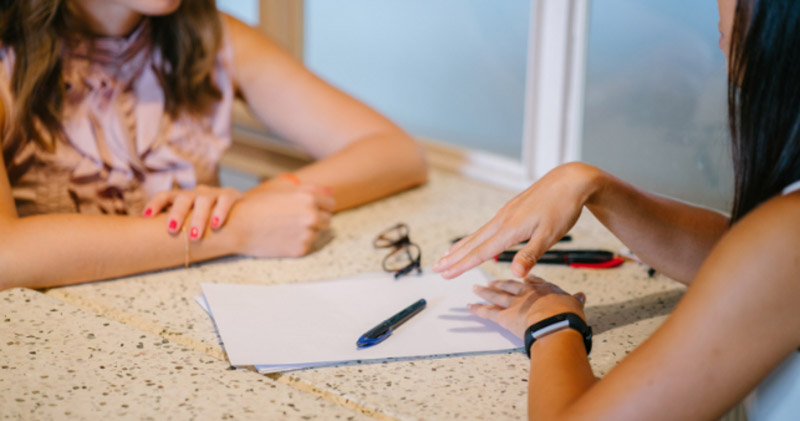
[209,189,242,230]
[310,184,334,197]
[488,279,527,295]
[297,205,332,232]
[166,193,194,234]
[524,275,547,284]
[441,235,471,261]
[445,229,482,256]
[540,281,569,296]
[467,303,503,323]
[314,192,336,213]
[472,284,515,308]
[439,230,515,279]
[295,185,336,212]
[143,191,175,217]
[300,227,321,256]
[528,281,571,300]
[188,194,215,241]
[437,227,506,275]
[313,210,332,231]
[435,220,501,270]
[440,218,529,277]
[437,216,503,264]
[510,229,556,278]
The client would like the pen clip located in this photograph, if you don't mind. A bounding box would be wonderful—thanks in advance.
[569,257,625,269]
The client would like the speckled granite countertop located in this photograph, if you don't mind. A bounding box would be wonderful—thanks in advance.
[1,288,368,420]
[1,169,685,420]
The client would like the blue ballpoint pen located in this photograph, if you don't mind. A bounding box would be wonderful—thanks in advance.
[356,298,427,348]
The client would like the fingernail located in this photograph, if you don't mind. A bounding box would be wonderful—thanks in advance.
[210,216,220,229]
[190,226,199,240]
[143,208,152,217]
[168,219,177,231]
[322,186,333,195]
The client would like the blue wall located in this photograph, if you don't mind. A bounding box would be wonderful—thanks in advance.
[216,0,259,26]
[582,0,732,210]
[304,0,531,160]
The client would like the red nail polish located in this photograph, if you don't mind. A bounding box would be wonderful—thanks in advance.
[210,216,220,228]
[190,227,199,239]
[143,208,152,217]
[322,186,333,196]
[168,219,177,231]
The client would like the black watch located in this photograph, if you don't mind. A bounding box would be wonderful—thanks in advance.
[524,312,592,358]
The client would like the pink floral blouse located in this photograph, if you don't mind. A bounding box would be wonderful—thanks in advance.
[0,20,235,216]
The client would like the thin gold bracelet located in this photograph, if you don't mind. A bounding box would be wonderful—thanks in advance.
[182,226,191,268]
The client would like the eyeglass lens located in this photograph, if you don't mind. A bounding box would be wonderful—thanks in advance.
[375,223,421,279]
[374,223,410,248]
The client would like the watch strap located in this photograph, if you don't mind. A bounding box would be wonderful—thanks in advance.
[524,312,592,358]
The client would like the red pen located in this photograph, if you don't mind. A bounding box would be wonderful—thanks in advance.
[495,249,624,269]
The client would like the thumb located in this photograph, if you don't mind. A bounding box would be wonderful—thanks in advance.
[510,238,548,278]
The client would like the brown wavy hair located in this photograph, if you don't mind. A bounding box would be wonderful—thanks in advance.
[0,0,222,152]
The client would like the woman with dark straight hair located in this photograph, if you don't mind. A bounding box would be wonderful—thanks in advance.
[0,0,427,290]
[434,0,799,419]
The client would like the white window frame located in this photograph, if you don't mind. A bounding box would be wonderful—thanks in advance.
[221,0,591,191]
[523,0,589,181]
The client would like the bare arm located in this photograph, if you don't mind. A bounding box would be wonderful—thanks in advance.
[0,184,333,290]
[0,150,334,290]
[0,94,300,290]
[473,194,800,421]
[435,162,729,285]
[0,140,222,289]
[540,195,800,420]
[0,211,230,290]
[224,14,427,211]
[585,166,729,284]
[0,16,348,291]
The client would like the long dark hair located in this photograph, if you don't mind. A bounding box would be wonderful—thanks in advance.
[728,0,800,222]
[0,0,222,151]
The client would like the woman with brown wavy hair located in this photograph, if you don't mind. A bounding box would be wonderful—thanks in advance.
[434,0,799,419]
[0,0,427,290]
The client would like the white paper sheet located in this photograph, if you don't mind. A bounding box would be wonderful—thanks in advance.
[200,269,523,369]
[195,295,334,373]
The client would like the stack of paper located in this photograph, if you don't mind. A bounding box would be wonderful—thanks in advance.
[198,269,522,373]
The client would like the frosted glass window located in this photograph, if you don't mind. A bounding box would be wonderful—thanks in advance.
[581,0,732,210]
[304,0,531,160]
[216,0,259,26]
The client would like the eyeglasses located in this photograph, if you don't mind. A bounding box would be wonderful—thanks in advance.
[374,223,422,279]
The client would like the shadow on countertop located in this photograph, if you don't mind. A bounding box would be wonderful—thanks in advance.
[585,289,684,335]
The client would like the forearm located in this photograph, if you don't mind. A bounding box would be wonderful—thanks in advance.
[289,131,427,211]
[0,213,236,290]
[528,330,596,421]
[223,14,427,210]
[583,165,729,284]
